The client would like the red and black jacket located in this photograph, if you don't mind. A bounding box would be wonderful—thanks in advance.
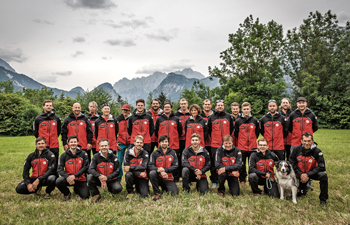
[87,113,100,148]
[279,109,292,145]
[201,111,213,147]
[184,115,208,149]
[147,109,163,143]
[61,112,93,150]
[116,113,131,145]
[89,150,120,181]
[57,148,89,182]
[95,115,119,151]
[234,114,259,151]
[208,110,234,148]
[259,112,288,151]
[215,145,242,177]
[230,114,241,147]
[33,110,61,149]
[182,146,210,178]
[155,112,182,149]
[288,108,318,146]
[22,148,56,185]
[124,147,149,179]
[175,108,190,141]
[249,149,279,180]
[289,143,326,178]
[128,110,154,145]
[148,147,178,181]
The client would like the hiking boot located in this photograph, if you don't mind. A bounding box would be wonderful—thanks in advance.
[44,193,51,199]
[63,192,71,201]
[35,186,42,195]
[211,183,217,189]
[153,194,161,201]
[92,195,101,203]
[126,194,134,200]
[320,200,327,206]
[218,193,225,198]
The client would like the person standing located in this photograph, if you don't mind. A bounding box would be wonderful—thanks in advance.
[230,102,240,147]
[279,98,293,160]
[175,98,190,163]
[184,104,207,149]
[147,99,163,153]
[201,99,214,154]
[87,101,100,155]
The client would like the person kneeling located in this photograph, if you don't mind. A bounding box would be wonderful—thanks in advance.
[16,137,56,199]
[182,133,210,194]
[56,135,90,200]
[88,138,123,202]
[149,135,179,201]
[124,135,149,199]
[215,135,242,197]
[248,138,279,197]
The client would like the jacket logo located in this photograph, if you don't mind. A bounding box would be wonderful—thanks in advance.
[197,126,200,128]
[80,122,83,125]
[92,124,94,126]
[214,122,218,124]
[41,124,46,126]
[130,161,135,164]
[276,124,279,127]
[158,159,163,162]
[110,125,113,127]
[169,158,172,161]
[200,158,202,161]
[258,163,264,165]
[309,159,312,162]
[188,125,191,128]
[189,159,195,161]
[251,126,253,128]
[223,159,227,162]
[70,123,75,126]
[266,124,270,127]
[43,161,46,164]
[224,121,226,123]
[297,158,302,161]
[144,122,147,124]
[33,162,37,164]
[306,120,310,123]
[241,127,245,129]
[269,162,272,165]
[135,122,139,125]
[79,160,81,163]
[52,123,55,126]
[99,165,104,168]
[68,162,73,164]
[162,123,166,125]
[101,125,105,128]
[110,165,113,168]
[179,118,182,120]
[171,123,174,125]
[295,120,299,122]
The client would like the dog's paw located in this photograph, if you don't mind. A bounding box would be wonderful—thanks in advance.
[293,200,297,204]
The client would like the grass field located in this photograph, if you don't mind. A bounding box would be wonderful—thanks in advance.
[0,129,349,224]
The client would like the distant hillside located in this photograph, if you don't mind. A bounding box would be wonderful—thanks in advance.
[0,58,16,73]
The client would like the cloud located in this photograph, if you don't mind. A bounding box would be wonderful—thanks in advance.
[32,19,54,25]
[105,17,153,29]
[0,48,27,63]
[102,56,112,60]
[71,51,84,57]
[121,13,135,18]
[145,28,179,42]
[136,60,194,74]
[35,76,57,83]
[52,71,73,76]
[73,36,86,43]
[338,11,350,24]
[104,39,136,47]
[64,0,116,10]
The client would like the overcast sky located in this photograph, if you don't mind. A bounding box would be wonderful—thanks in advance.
[0,0,349,91]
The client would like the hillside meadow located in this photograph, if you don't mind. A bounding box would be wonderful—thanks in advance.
[0,129,349,224]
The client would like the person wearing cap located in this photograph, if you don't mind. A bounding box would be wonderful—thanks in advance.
[147,98,163,154]
[287,97,318,153]
[87,101,100,155]
[94,104,119,154]
[116,104,132,180]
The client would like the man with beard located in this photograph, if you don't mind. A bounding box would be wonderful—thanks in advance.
[87,101,100,155]
[279,98,293,160]
[201,99,214,153]
[230,102,240,147]
[147,99,163,153]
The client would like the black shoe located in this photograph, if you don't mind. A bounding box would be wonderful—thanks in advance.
[63,192,71,201]
[320,200,327,206]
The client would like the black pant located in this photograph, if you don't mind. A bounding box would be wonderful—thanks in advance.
[218,172,240,196]
[210,147,219,183]
[50,147,59,173]
[172,149,181,182]
[284,145,291,160]
[92,148,98,155]
[299,172,328,201]
[149,170,178,195]
[150,142,158,155]
[239,151,252,182]
[87,175,122,196]
[125,172,149,197]
[182,167,208,194]
[16,175,56,195]
[56,177,90,199]
[248,173,279,197]
[272,150,285,161]
[81,149,91,164]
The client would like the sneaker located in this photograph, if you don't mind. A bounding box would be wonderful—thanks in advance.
[176,182,181,186]
[218,193,225,198]
[240,181,245,188]
[320,200,327,206]
[211,183,217,189]
[44,193,51,199]
[35,186,42,195]
[254,193,261,197]
[92,195,101,203]
[63,192,71,201]
[153,194,161,201]
[126,194,134,200]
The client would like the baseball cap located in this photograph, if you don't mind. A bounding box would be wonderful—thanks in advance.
[122,104,130,110]
[297,97,307,102]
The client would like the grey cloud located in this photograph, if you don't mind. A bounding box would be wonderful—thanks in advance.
[64,0,116,10]
[105,18,151,29]
[121,13,135,18]
[73,36,86,43]
[52,71,73,76]
[102,56,112,60]
[104,39,136,47]
[136,60,194,74]
[145,28,179,42]
[0,48,27,63]
[338,11,350,24]
[71,51,84,57]
[32,19,54,25]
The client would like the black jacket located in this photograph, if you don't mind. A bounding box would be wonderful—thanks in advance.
[89,150,120,181]
[124,147,149,177]
[215,146,242,172]
[182,146,211,175]
[57,148,89,181]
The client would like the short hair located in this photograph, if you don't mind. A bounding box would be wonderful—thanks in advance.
[279,98,291,111]
[164,102,173,108]
[151,99,160,104]
[158,135,169,143]
[191,133,201,140]
[89,101,98,108]
[242,102,251,108]
[134,135,144,143]
[223,135,233,142]
[180,98,188,103]
[189,104,202,115]
[231,102,239,107]
[99,138,109,145]
[36,137,47,144]
[257,138,268,145]
[43,100,53,106]
[301,132,314,140]
[136,99,145,105]
[203,99,212,104]
[68,135,79,143]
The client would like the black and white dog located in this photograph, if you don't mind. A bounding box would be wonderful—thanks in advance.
[275,161,299,204]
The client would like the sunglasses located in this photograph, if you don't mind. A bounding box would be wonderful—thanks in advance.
[216,100,224,103]
[268,99,277,103]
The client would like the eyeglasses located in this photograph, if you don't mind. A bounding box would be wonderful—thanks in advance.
[216,100,224,103]
[268,99,277,103]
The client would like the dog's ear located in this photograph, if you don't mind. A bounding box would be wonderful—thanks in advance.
[275,160,281,167]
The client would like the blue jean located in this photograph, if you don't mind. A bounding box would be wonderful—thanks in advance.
[117,143,130,178]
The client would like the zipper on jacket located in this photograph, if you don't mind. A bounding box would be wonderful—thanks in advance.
[247,124,250,151]
[272,117,274,150]
[48,121,51,147]
[38,158,41,176]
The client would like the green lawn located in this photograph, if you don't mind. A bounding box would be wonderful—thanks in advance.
[0,130,349,224]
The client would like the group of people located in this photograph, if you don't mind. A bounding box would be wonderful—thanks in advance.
[15,96,328,206]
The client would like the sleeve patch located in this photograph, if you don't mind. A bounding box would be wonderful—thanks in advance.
[115,158,118,161]
[51,155,55,157]
[145,154,149,157]
[238,152,241,154]
[319,152,323,156]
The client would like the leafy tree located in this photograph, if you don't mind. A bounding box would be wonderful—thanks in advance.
[146,92,153,110]
[157,91,169,108]
[180,81,213,107]
[283,10,350,128]
[0,80,14,93]
[21,87,57,107]
[209,15,286,118]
